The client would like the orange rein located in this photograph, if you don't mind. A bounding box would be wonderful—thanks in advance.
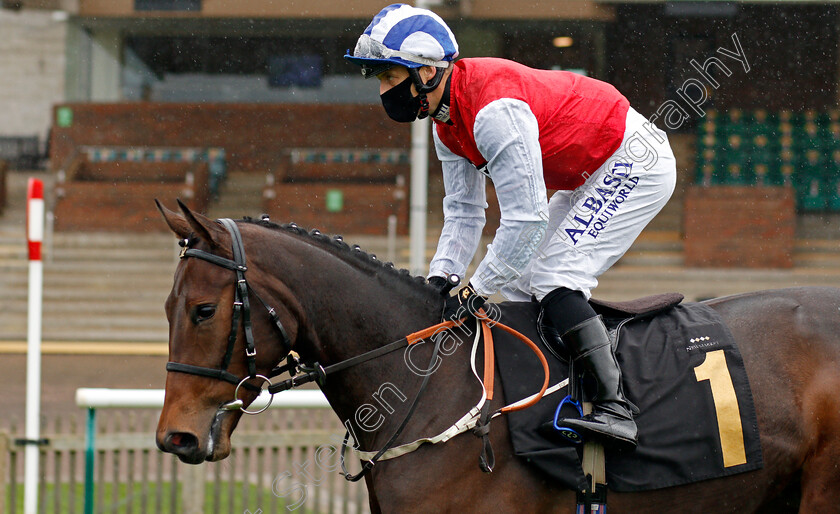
[405,315,550,414]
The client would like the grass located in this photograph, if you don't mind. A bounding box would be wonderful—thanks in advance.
[6,481,304,514]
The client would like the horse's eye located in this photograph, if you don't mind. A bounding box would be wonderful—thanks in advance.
[193,304,217,323]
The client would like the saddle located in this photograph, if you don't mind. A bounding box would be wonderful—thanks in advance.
[492,294,763,492]
[536,292,685,361]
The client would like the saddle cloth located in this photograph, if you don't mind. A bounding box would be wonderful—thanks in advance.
[492,299,763,492]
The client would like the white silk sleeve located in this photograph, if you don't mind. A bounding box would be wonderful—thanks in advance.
[427,127,487,281]
[468,98,549,296]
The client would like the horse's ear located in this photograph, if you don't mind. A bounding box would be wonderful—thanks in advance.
[175,198,225,249]
[156,199,191,240]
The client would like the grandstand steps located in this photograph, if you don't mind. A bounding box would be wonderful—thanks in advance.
[4,170,840,343]
[0,173,174,341]
[0,236,173,341]
[207,170,268,220]
[597,264,840,303]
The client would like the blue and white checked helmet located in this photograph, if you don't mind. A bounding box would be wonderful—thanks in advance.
[345,4,459,78]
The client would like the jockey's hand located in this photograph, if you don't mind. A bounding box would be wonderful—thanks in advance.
[443,282,488,322]
[429,274,462,297]
[428,276,451,297]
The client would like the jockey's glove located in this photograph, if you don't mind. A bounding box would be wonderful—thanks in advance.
[443,282,488,322]
[428,276,450,297]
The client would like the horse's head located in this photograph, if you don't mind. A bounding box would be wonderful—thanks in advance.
[154,200,299,464]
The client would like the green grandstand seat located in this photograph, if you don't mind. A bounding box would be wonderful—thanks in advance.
[795,149,828,211]
[799,148,826,178]
[753,163,773,186]
[778,110,795,125]
[826,122,840,149]
[797,177,828,211]
[721,134,750,179]
[699,119,719,137]
[824,108,840,126]
[775,160,796,187]
[696,163,717,186]
[829,179,840,211]
[727,133,748,151]
[743,109,774,140]
[725,108,745,125]
[800,109,820,126]
[831,149,840,170]
[826,150,840,211]
[723,162,754,185]
[719,108,748,140]
[750,136,776,184]
[793,122,828,152]
[695,147,721,184]
[749,109,772,124]
[697,133,719,152]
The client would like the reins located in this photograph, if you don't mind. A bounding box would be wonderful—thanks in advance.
[166,218,553,479]
[341,314,556,479]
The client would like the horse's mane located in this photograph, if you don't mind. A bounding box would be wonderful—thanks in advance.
[240,217,438,293]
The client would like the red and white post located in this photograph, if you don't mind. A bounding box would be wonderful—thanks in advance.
[25,178,44,514]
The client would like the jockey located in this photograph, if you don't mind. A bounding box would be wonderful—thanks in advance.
[345,3,677,451]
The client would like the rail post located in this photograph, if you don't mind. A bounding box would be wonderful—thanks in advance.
[83,408,96,514]
[24,178,44,514]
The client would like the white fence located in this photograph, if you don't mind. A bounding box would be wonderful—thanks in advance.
[2,389,370,514]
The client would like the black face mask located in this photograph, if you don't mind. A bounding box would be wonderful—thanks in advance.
[380,77,423,123]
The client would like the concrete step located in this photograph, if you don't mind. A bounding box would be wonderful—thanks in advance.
[6,328,169,343]
[1,299,168,315]
[0,313,167,330]
[2,271,173,285]
[2,321,168,342]
[10,287,168,301]
[618,250,684,267]
[596,264,840,302]
[208,171,268,219]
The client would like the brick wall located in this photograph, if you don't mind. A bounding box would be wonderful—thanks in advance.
[264,147,411,235]
[684,186,795,268]
[50,103,411,174]
[54,159,209,231]
[263,181,408,236]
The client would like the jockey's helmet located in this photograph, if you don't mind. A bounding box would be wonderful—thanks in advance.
[344,3,458,80]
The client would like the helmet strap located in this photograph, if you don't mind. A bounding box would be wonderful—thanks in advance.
[409,66,446,121]
[409,66,446,94]
[417,95,430,120]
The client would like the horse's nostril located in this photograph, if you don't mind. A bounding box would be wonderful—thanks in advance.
[160,431,206,464]
[165,431,200,457]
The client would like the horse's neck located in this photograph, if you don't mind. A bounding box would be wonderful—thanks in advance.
[284,261,452,450]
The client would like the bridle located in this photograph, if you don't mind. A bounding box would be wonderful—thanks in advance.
[165,218,295,413]
[164,218,445,410]
[165,217,457,480]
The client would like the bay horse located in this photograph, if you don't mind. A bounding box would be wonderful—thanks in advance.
[155,200,840,513]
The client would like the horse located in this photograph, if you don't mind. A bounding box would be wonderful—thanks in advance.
[154,200,840,513]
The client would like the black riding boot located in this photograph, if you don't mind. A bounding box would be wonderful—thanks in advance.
[555,315,638,451]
